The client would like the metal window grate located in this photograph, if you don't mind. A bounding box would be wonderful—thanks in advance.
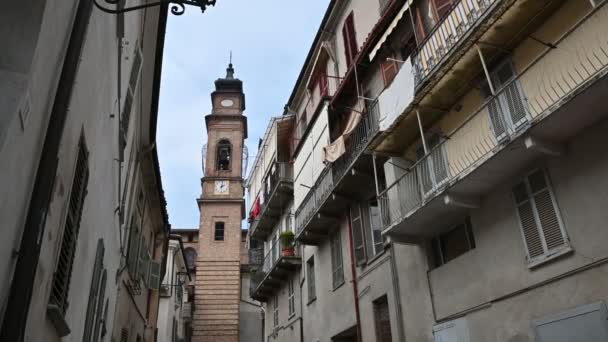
[49,134,89,316]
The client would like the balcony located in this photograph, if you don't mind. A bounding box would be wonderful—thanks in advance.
[249,162,293,240]
[380,5,608,238]
[250,239,301,302]
[412,0,499,87]
[295,102,381,244]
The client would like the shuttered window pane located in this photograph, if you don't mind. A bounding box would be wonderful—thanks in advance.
[49,136,89,316]
[350,205,367,264]
[513,170,567,262]
[534,191,564,250]
[517,202,545,258]
[83,240,105,342]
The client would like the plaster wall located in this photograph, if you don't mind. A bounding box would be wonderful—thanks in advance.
[263,272,303,342]
[412,116,608,341]
[0,0,78,322]
[302,218,357,341]
[293,104,329,209]
[6,4,166,341]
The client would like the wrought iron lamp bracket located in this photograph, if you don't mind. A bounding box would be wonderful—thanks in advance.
[94,0,216,15]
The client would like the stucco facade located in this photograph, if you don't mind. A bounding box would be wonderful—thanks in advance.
[1,1,170,342]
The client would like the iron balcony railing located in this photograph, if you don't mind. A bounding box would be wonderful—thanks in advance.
[249,162,293,237]
[380,8,608,231]
[295,101,381,237]
[249,238,299,298]
[248,247,264,267]
[262,162,293,203]
[412,0,497,86]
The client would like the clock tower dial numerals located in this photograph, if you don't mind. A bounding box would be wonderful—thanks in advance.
[214,180,229,195]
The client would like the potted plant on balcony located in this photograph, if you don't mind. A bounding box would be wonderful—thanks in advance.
[280,231,295,257]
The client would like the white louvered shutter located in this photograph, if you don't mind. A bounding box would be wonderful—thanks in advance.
[513,170,568,263]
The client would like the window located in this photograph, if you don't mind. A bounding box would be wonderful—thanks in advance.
[367,199,383,258]
[379,0,391,14]
[127,222,141,277]
[120,328,129,342]
[288,277,295,316]
[318,69,329,98]
[373,296,392,342]
[297,111,307,139]
[83,239,107,342]
[120,42,143,155]
[342,12,358,68]
[431,218,475,267]
[184,247,197,271]
[350,204,367,265]
[433,317,470,342]
[47,135,89,336]
[214,222,225,241]
[381,55,399,87]
[307,257,316,302]
[513,169,568,266]
[432,0,453,20]
[216,139,231,171]
[480,59,528,142]
[273,295,279,327]
[330,230,344,288]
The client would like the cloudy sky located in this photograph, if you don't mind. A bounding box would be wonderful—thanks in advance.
[157,1,328,229]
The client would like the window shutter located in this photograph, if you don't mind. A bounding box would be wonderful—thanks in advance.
[319,70,329,98]
[127,225,141,277]
[120,43,143,154]
[342,12,358,68]
[149,261,162,290]
[381,57,399,87]
[138,237,149,282]
[513,170,567,263]
[120,328,129,342]
[415,8,426,43]
[92,270,107,342]
[350,204,367,264]
[83,239,105,342]
[432,0,453,20]
[48,135,89,320]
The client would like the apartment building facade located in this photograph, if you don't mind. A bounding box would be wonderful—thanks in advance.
[158,235,193,342]
[0,2,173,342]
[249,0,608,341]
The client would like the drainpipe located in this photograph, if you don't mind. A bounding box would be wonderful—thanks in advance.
[388,242,406,342]
[0,0,94,340]
[346,211,362,342]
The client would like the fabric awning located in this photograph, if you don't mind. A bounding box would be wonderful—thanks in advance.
[369,0,413,62]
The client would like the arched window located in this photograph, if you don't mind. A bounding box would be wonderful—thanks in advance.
[217,139,231,171]
[184,247,197,271]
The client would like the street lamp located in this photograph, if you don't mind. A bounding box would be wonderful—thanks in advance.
[94,0,217,15]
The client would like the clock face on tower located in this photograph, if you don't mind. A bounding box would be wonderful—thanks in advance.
[220,99,234,107]
[214,180,229,195]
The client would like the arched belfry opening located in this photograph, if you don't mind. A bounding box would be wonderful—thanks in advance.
[217,139,232,170]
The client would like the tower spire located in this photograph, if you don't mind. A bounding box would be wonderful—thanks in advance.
[226,51,234,79]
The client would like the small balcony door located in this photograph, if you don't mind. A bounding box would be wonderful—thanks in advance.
[481,59,529,142]
[416,134,449,198]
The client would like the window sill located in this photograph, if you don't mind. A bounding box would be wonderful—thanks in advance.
[307,296,317,306]
[332,279,345,292]
[366,250,386,266]
[46,304,71,337]
[527,246,573,270]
